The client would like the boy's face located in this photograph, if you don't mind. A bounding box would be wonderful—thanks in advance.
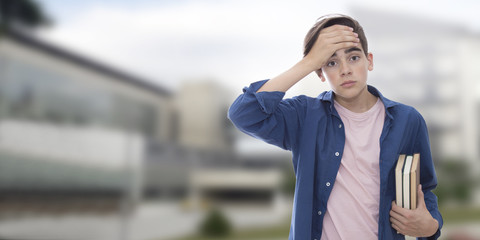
[316,46,373,102]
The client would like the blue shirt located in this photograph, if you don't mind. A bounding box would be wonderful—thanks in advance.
[228,80,443,240]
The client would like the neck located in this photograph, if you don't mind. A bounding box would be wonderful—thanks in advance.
[334,87,378,113]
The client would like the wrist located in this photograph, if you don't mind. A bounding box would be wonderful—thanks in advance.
[299,56,322,73]
[425,218,439,237]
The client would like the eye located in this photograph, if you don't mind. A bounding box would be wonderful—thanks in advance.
[350,56,360,61]
[326,61,337,67]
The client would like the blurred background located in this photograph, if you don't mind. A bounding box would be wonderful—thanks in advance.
[0,0,479,239]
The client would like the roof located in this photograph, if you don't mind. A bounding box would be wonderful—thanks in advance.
[1,29,171,97]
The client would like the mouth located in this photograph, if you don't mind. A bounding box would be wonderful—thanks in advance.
[341,80,356,87]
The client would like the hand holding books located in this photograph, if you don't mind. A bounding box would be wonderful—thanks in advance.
[395,153,420,209]
[391,153,438,237]
[390,184,439,237]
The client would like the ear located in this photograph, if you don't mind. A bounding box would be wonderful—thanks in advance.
[315,69,326,82]
[367,53,374,71]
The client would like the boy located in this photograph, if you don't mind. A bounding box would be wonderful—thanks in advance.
[228,14,442,239]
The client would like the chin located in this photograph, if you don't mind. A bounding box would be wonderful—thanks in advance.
[336,88,363,100]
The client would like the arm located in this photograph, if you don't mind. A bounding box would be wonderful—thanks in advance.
[228,80,305,150]
[257,25,359,93]
[228,25,359,149]
[414,114,443,239]
[390,113,443,239]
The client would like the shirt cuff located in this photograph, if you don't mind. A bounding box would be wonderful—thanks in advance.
[243,80,286,114]
[429,211,443,240]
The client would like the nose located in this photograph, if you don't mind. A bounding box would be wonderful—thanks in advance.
[340,61,352,77]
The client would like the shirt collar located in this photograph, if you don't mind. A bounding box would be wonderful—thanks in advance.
[318,85,398,120]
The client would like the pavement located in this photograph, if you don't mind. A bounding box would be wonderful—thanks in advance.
[1,200,478,240]
[0,198,291,240]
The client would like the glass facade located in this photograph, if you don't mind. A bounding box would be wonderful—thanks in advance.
[0,48,160,197]
[0,58,157,137]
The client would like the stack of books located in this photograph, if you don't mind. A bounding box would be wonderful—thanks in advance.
[395,153,420,209]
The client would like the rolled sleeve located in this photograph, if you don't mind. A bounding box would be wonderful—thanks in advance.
[247,80,286,114]
[228,80,305,150]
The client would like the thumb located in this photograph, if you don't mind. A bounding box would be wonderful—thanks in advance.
[417,184,426,208]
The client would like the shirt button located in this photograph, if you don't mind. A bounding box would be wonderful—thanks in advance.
[317,211,322,215]
[335,152,340,156]
[338,124,342,128]
[326,182,331,187]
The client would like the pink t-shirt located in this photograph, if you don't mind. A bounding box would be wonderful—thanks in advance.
[321,98,385,240]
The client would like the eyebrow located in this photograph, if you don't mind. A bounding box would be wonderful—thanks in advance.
[331,47,362,57]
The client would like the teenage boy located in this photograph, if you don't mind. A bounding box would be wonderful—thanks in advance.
[228,14,442,239]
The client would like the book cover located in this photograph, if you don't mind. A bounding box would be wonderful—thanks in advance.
[403,155,413,209]
[395,154,406,207]
[410,153,420,209]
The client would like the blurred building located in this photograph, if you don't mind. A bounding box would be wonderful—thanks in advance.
[176,81,234,153]
[0,29,173,214]
[0,29,288,216]
[144,81,239,200]
[171,81,290,209]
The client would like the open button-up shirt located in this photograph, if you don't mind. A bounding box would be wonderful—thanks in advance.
[228,80,443,240]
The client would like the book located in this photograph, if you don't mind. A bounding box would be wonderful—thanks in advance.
[395,154,406,208]
[395,153,420,210]
[403,155,413,209]
[410,153,420,209]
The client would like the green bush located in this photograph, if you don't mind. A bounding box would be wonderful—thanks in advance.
[199,208,232,237]
[434,158,474,206]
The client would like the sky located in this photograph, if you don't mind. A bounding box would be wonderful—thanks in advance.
[35,0,480,95]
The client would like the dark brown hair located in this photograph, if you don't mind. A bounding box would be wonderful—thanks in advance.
[303,14,368,57]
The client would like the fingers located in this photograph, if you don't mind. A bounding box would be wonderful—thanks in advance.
[390,217,404,233]
[317,25,359,54]
[320,27,357,39]
[390,201,408,234]
[304,24,361,70]
[390,209,407,223]
[327,34,360,46]
[320,24,354,34]
[391,200,405,213]
[321,26,357,37]
[390,189,438,237]
[320,25,359,42]
[390,201,408,223]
